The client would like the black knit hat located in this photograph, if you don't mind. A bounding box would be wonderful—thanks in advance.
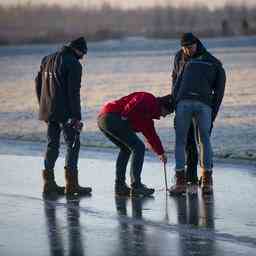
[180,32,197,46]
[69,37,87,54]
[157,94,175,113]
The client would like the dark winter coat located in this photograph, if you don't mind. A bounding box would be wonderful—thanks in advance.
[98,92,165,155]
[35,46,82,122]
[172,39,226,121]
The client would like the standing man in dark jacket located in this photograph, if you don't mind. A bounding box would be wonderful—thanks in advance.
[171,33,201,194]
[170,33,226,195]
[97,92,174,197]
[35,37,92,196]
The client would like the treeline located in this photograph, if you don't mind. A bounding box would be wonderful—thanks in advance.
[0,3,256,45]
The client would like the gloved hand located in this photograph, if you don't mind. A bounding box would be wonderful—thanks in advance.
[159,153,168,164]
[66,119,83,132]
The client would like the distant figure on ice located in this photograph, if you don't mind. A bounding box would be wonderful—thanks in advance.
[35,37,92,196]
[97,92,174,197]
[170,32,226,196]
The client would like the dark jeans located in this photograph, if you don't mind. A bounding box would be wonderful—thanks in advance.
[44,121,80,172]
[175,115,198,183]
[186,123,199,183]
[97,113,145,187]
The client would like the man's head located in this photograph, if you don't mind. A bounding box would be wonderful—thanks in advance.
[157,94,175,117]
[69,37,87,59]
[180,32,197,57]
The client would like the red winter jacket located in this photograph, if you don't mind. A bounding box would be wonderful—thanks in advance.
[98,92,165,155]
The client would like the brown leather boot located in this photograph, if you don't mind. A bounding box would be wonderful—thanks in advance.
[64,167,92,196]
[200,168,213,195]
[42,169,65,195]
[169,170,186,196]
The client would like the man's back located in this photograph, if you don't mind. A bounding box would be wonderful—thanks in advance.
[35,46,82,123]
[172,39,225,118]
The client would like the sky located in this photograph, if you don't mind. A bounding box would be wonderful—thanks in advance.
[1,0,256,9]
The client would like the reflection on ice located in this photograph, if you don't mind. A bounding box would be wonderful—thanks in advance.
[44,197,85,256]
[0,152,256,255]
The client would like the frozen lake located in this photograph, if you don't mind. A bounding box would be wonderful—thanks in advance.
[0,36,256,160]
[0,140,256,256]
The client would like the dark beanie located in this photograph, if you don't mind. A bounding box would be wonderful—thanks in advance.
[69,37,87,54]
[157,94,175,113]
[180,32,197,46]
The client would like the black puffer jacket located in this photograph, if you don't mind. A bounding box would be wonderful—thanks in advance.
[172,39,226,121]
[35,46,82,122]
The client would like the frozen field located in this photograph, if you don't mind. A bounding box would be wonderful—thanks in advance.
[0,36,256,160]
[0,140,256,256]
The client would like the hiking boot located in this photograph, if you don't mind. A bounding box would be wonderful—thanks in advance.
[42,169,65,195]
[200,169,213,195]
[115,182,131,196]
[131,183,155,197]
[169,170,186,196]
[64,167,92,196]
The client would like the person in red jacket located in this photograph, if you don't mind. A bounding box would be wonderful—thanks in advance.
[97,92,174,197]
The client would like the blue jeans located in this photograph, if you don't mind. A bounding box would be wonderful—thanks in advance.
[97,113,145,187]
[175,100,213,171]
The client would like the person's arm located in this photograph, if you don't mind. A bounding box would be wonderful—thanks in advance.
[35,72,42,104]
[171,54,179,94]
[141,119,165,156]
[67,61,82,120]
[212,64,226,121]
[171,52,184,103]
[35,57,46,104]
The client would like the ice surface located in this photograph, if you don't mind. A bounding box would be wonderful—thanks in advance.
[0,143,256,256]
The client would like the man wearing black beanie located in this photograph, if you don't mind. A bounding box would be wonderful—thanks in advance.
[35,37,91,197]
[170,32,226,196]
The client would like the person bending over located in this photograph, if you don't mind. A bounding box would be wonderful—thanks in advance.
[98,92,174,197]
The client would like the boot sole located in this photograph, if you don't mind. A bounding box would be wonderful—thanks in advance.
[43,189,65,197]
[65,191,92,198]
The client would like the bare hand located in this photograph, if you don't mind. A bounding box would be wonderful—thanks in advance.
[159,154,167,164]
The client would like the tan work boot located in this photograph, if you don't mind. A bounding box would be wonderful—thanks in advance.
[42,169,65,195]
[200,168,213,195]
[64,167,92,196]
[169,170,186,196]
